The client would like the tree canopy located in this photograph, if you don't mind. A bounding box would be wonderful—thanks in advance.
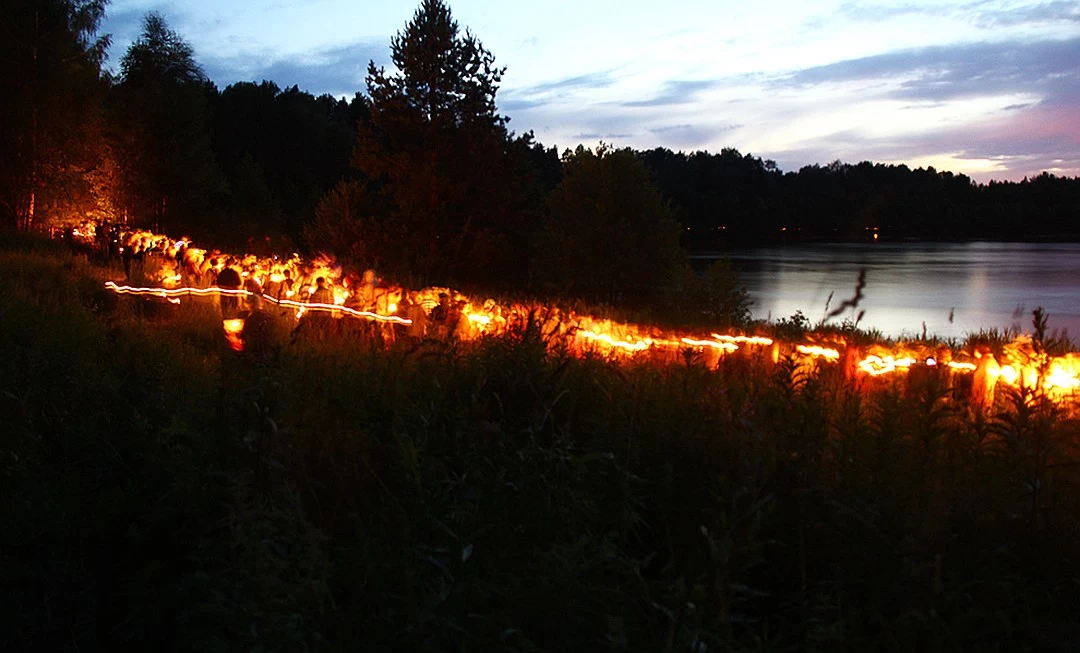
[210,81,362,245]
[374,0,506,130]
[118,12,203,87]
[108,12,222,233]
[322,0,536,287]
[538,144,685,302]
[0,0,110,229]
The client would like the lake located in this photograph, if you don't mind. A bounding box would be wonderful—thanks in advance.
[697,242,1080,341]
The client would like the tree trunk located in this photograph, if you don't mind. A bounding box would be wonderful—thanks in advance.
[23,9,40,230]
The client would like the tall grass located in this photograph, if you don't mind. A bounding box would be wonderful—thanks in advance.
[3,230,1080,651]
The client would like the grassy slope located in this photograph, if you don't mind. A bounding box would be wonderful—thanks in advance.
[2,231,1080,652]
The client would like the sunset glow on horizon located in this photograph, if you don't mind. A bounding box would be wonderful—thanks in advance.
[102,0,1080,182]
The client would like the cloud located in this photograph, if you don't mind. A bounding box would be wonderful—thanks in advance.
[646,123,743,149]
[622,79,720,108]
[832,0,1080,28]
[102,1,1078,183]
[763,35,1079,177]
[103,2,389,95]
[490,35,1080,182]
[572,132,633,141]
[201,40,389,96]
[102,5,149,40]
[500,70,619,111]
[525,71,619,95]
[647,123,696,134]
[777,37,1080,103]
[101,4,184,72]
[973,0,1080,27]
[500,98,548,112]
[834,0,951,23]
[765,95,1080,182]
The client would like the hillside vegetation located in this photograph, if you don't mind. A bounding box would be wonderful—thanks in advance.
[3,233,1080,652]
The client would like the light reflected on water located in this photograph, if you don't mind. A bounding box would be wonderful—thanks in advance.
[712,242,1080,340]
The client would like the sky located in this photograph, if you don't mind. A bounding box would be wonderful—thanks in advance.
[100,0,1080,182]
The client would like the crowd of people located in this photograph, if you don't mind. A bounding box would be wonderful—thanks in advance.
[58,220,531,346]
[49,220,826,361]
[51,220,1080,404]
[55,221,832,367]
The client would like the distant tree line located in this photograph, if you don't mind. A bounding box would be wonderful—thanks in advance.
[3,0,1079,299]
[646,152,1080,248]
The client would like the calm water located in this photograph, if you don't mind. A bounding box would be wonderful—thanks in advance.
[701,242,1080,341]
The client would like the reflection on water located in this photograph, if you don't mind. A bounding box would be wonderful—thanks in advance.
[703,242,1080,340]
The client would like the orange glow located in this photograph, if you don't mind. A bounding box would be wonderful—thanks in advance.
[996,364,1021,386]
[1044,356,1080,392]
[89,222,1080,406]
[223,318,245,352]
[858,355,916,376]
[103,277,1080,401]
[577,329,651,352]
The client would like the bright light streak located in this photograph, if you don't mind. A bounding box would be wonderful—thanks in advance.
[797,344,841,361]
[104,282,412,324]
[681,337,739,352]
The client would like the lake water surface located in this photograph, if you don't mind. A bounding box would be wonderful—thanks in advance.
[702,242,1080,341]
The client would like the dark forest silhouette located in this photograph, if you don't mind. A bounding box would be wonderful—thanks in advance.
[3,0,1079,291]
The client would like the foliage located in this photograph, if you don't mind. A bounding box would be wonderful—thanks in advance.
[0,0,110,229]
[8,234,1080,650]
[538,143,685,304]
[108,12,223,232]
[118,11,203,85]
[210,81,362,243]
[662,258,753,328]
[332,0,537,287]
[214,152,285,247]
[304,178,398,272]
[374,0,506,130]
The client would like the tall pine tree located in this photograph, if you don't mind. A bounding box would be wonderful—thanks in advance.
[108,12,222,232]
[323,0,535,287]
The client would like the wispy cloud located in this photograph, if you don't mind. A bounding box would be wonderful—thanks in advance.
[622,80,720,108]
[103,1,389,95]
[775,37,1080,108]
[523,71,619,95]
[500,70,619,112]
[832,0,1080,28]
[766,95,1080,182]
[573,131,633,141]
[202,40,388,96]
[102,5,149,39]
[973,0,1080,27]
[646,123,743,149]
[834,0,954,23]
